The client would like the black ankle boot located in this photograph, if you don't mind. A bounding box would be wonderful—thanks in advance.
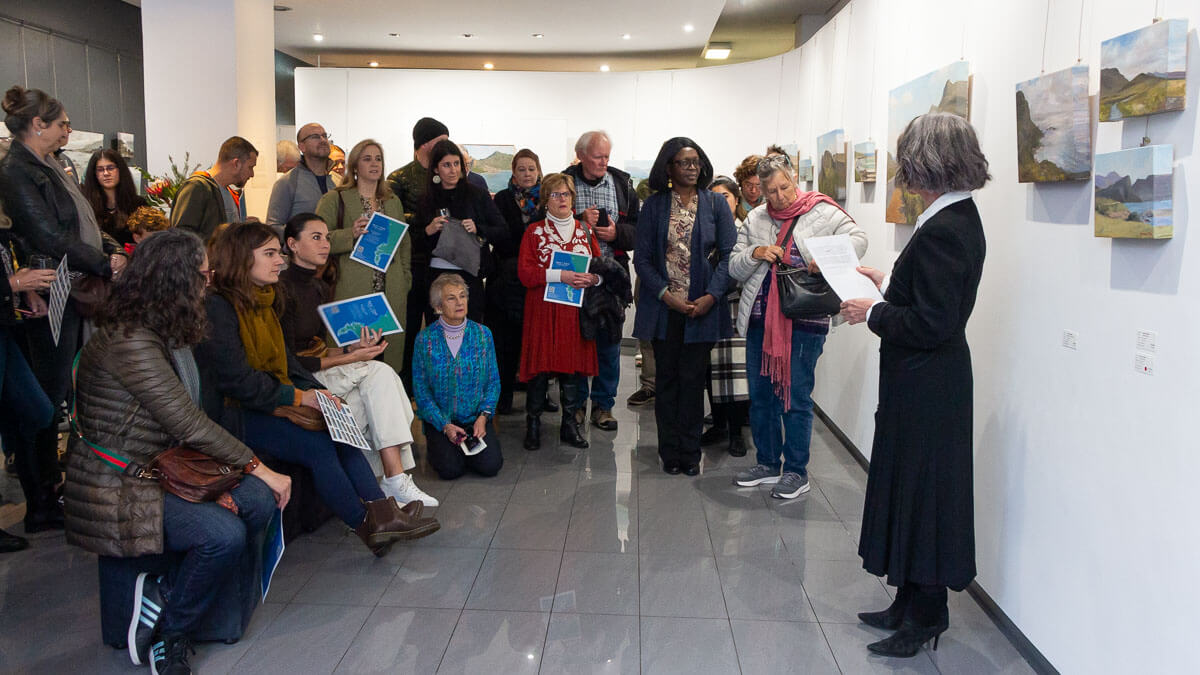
[524,415,541,450]
[559,414,588,448]
[866,586,948,657]
[858,583,913,630]
[727,428,747,457]
[23,490,65,533]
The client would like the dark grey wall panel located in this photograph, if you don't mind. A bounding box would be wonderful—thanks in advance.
[2,0,141,56]
[50,35,89,130]
[0,21,22,92]
[87,47,121,134]
[118,53,146,167]
[21,27,53,92]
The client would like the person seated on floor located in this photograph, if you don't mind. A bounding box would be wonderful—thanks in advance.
[278,212,437,507]
[123,204,170,253]
[63,229,293,674]
[411,273,504,480]
[194,220,439,556]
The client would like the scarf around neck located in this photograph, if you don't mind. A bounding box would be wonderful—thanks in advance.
[39,148,104,253]
[760,190,842,409]
[510,180,541,222]
[232,285,291,386]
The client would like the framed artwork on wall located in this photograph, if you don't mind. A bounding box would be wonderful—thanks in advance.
[1099,19,1187,122]
[1015,65,1092,183]
[462,144,517,193]
[62,130,105,183]
[853,141,876,183]
[816,129,847,201]
[1094,144,1173,239]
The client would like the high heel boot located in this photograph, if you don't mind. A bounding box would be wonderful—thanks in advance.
[858,583,913,630]
[559,412,589,448]
[524,415,541,450]
[355,497,440,556]
[866,586,948,657]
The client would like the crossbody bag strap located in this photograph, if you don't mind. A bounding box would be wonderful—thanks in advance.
[70,351,157,479]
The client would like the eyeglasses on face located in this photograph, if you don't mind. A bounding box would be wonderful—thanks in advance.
[548,191,572,200]
[300,132,331,143]
[95,165,119,174]
[671,159,701,169]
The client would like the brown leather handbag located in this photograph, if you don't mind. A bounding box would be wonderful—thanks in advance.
[145,446,242,503]
[273,404,327,431]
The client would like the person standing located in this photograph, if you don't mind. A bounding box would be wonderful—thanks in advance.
[734,154,764,213]
[632,138,735,476]
[840,113,989,658]
[266,122,341,228]
[81,149,146,247]
[170,136,258,241]
[562,131,637,432]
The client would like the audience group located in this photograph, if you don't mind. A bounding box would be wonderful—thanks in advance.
[0,80,989,671]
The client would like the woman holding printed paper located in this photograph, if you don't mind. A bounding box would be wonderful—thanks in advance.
[632,137,735,476]
[279,213,438,508]
[195,221,438,556]
[517,173,600,451]
[314,138,412,374]
[729,154,866,498]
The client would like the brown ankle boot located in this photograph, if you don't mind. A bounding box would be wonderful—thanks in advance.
[355,497,440,554]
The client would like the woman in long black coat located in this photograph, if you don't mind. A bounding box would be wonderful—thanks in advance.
[840,112,989,658]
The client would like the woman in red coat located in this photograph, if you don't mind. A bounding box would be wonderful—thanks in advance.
[518,172,601,450]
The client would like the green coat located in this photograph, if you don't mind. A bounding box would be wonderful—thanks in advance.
[315,186,412,373]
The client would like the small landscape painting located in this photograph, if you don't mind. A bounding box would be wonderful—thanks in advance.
[853,141,876,183]
[1099,19,1187,122]
[462,144,516,194]
[816,129,847,201]
[796,157,813,183]
[62,130,105,183]
[1093,144,1173,239]
[1015,65,1092,183]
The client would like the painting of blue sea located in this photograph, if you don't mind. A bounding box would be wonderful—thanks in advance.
[1099,19,1187,121]
[463,144,517,194]
[1094,144,1173,239]
[1016,65,1091,182]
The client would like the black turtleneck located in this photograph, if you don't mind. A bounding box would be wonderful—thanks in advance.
[278,262,332,372]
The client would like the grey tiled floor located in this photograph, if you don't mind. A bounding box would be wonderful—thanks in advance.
[0,355,1035,674]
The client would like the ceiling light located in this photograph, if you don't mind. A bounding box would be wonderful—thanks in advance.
[600,64,610,72]
[312,33,324,42]
[704,42,732,60]
[273,5,292,11]
[532,33,544,39]
[388,32,401,37]
[622,33,632,40]
[483,62,494,70]
[683,24,694,33]
[461,33,474,39]
[369,61,379,67]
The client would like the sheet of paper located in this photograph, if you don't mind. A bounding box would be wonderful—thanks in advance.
[317,292,403,347]
[350,212,409,273]
[802,234,883,303]
[48,256,71,346]
[543,250,591,308]
[317,392,372,451]
[260,508,285,601]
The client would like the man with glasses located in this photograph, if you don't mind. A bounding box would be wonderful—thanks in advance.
[266,123,340,229]
[562,130,638,432]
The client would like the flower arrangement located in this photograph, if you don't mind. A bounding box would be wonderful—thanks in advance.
[136,153,202,212]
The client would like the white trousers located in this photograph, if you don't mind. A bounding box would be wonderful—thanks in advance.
[315,361,416,472]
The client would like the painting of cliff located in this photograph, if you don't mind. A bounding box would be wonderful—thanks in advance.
[1099,19,1187,122]
[462,144,517,193]
[1015,65,1092,183]
[886,61,971,224]
[816,129,847,201]
[854,141,876,183]
[1094,144,1173,239]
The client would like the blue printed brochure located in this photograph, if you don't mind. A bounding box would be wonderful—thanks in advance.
[260,508,284,601]
[317,292,403,347]
[543,250,591,308]
[350,212,409,273]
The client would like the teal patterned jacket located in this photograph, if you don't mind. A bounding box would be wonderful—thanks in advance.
[412,320,500,430]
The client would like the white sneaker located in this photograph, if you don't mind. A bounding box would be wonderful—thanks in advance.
[382,473,439,507]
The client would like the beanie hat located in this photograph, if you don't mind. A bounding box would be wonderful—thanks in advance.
[413,117,449,150]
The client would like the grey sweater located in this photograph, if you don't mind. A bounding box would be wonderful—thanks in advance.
[266,159,341,227]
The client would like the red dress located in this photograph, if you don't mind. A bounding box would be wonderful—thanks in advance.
[518,218,601,382]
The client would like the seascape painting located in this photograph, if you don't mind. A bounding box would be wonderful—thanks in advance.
[624,160,651,183]
[1015,65,1092,183]
[62,130,104,183]
[816,129,847,201]
[853,141,876,183]
[886,61,971,224]
[1099,19,1187,122]
[796,157,813,183]
[462,144,516,194]
[1093,144,1173,239]
[116,132,135,161]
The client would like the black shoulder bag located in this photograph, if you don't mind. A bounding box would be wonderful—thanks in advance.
[773,217,841,319]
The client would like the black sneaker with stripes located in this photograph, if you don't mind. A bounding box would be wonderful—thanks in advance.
[129,572,165,665]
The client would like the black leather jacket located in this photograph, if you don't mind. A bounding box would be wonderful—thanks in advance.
[0,140,113,278]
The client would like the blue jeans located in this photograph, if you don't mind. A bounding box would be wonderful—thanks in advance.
[584,335,621,411]
[0,328,55,502]
[159,475,274,635]
[745,319,825,476]
[242,410,383,528]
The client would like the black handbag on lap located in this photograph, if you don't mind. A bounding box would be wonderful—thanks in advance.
[773,217,841,319]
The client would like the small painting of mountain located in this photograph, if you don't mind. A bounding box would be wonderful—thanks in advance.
[462,144,517,194]
[816,129,847,201]
[1099,19,1187,122]
[886,61,971,224]
[796,157,813,183]
[1093,144,1173,239]
[1016,66,1092,183]
[853,141,876,183]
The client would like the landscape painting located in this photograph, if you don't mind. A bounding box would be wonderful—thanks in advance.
[1099,19,1187,122]
[62,130,104,183]
[796,157,813,183]
[462,143,516,194]
[624,159,651,183]
[886,61,971,224]
[1094,144,1173,239]
[1015,65,1092,182]
[854,141,876,182]
[816,129,847,201]
[116,132,135,161]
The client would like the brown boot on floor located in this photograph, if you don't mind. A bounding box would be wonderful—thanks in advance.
[355,497,440,556]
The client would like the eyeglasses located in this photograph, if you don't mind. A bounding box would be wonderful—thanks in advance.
[95,165,119,174]
[671,159,701,169]
[198,269,214,286]
[547,191,572,200]
[300,132,331,143]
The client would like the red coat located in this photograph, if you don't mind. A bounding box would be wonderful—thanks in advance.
[517,218,601,381]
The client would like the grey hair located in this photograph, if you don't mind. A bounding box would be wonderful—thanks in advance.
[574,130,612,157]
[429,273,469,310]
[895,113,990,192]
[276,140,300,162]
[755,154,795,185]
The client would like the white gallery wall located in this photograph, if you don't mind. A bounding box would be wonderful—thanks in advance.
[297,0,1199,670]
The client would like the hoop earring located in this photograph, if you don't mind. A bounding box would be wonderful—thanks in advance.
[432,175,441,184]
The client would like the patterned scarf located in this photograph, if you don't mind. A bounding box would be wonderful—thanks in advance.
[510,179,541,223]
[231,285,291,386]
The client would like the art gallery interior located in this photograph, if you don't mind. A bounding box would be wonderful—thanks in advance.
[1,0,1198,673]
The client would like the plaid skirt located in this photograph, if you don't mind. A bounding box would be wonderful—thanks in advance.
[710,336,750,403]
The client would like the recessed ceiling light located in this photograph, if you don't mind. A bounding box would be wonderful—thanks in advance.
[622,33,632,40]
[461,33,474,39]
[388,32,401,37]
[273,5,292,11]
[369,61,379,67]
[312,33,324,42]
[683,24,694,33]
[599,64,610,72]
[532,33,544,38]
[483,62,494,70]
[704,42,731,60]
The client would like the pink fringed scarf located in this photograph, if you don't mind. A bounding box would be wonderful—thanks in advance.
[762,191,843,408]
